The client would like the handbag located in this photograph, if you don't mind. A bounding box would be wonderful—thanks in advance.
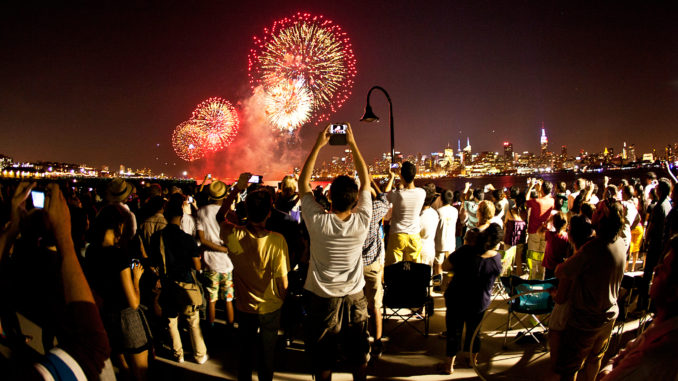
[158,233,204,314]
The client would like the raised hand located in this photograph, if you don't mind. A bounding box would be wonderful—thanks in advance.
[45,183,72,240]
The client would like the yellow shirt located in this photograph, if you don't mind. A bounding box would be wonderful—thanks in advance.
[225,226,290,314]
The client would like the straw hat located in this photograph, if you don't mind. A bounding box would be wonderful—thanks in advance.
[106,178,133,203]
[208,181,228,200]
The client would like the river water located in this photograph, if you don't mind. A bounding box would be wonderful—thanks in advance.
[414,167,671,192]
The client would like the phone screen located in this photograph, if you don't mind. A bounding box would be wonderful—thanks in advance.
[31,190,45,209]
[329,124,348,145]
[390,163,399,169]
[330,124,347,134]
[249,175,261,183]
[187,196,194,203]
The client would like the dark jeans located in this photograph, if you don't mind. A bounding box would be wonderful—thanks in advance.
[445,305,485,357]
[545,268,556,280]
[237,309,281,381]
[304,290,370,374]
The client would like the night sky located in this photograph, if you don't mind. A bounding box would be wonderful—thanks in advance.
[1,1,677,177]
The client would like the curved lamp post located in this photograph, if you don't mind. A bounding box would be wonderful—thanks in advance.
[360,86,395,164]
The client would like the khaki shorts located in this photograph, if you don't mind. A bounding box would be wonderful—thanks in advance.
[305,291,370,372]
[554,320,615,376]
[363,261,384,311]
[385,233,422,266]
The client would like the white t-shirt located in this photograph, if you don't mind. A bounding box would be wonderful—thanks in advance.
[490,215,504,228]
[419,207,439,265]
[387,188,426,235]
[435,204,458,254]
[496,198,509,220]
[620,199,638,251]
[302,190,372,298]
[196,204,233,273]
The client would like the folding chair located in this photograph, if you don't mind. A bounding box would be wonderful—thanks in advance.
[501,276,556,349]
[492,246,517,300]
[382,261,434,336]
[525,249,545,280]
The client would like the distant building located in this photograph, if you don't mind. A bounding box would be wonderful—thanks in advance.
[503,141,513,161]
[540,127,548,156]
[628,144,637,162]
[561,145,567,158]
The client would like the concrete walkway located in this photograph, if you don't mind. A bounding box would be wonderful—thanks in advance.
[149,291,643,381]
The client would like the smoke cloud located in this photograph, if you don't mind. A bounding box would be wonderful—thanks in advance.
[189,86,305,183]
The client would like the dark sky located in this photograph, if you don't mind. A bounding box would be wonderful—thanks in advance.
[1,1,677,177]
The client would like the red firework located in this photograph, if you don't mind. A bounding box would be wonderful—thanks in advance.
[248,12,357,124]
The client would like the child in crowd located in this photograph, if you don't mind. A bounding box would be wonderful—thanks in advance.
[540,211,569,279]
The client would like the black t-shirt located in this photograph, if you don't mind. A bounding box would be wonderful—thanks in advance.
[445,245,502,314]
[152,224,200,284]
[84,245,132,314]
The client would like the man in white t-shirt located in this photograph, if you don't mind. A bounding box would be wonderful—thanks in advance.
[298,123,372,381]
[385,161,426,265]
[434,189,458,276]
[197,181,235,328]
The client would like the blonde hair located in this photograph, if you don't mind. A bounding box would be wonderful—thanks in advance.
[477,200,495,225]
[281,175,297,196]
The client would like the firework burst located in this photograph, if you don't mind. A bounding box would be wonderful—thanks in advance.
[172,120,208,162]
[249,12,357,124]
[264,77,313,132]
[191,97,240,152]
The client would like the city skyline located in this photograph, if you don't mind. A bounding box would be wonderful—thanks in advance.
[1,2,677,177]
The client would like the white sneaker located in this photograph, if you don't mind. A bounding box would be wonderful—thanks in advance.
[175,355,184,363]
[195,354,209,365]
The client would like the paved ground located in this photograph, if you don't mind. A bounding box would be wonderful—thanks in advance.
[148,290,643,381]
[18,290,642,380]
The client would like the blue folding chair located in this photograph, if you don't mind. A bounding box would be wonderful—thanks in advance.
[501,276,557,349]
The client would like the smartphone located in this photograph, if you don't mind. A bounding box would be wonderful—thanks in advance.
[390,163,400,169]
[130,258,141,269]
[187,196,194,203]
[31,190,45,209]
[207,173,212,179]
[249,175,262,183]
[329,123,348,145]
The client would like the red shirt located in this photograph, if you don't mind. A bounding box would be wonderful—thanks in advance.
[542,230,569,270]
[526,196,554,234]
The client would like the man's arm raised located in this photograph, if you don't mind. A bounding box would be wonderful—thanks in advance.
[345,123,369,192]
[299,125,331,196]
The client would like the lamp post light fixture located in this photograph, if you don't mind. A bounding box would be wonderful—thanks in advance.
[360,86,395,164]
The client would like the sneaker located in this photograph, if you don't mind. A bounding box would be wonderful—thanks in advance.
[195,354,209,365]
[174,355,184,364]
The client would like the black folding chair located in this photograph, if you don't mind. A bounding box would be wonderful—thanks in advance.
[382,261,434,336]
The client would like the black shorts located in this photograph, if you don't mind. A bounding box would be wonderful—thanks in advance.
[304,290,370,372]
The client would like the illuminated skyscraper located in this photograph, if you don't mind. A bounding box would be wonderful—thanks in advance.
[561,145,567,158]
[540,124,548,156]
[462,137,472,164]
[628,144,636,162]
[503,141,513,161]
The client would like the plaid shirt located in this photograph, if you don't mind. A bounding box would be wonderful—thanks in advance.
[362,193,390,266]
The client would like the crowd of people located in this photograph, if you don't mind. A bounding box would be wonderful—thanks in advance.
[1,124,677,381]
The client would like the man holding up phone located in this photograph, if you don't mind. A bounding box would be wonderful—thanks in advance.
[298,123,372,381]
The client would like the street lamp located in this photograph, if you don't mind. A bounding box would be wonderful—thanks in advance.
[360,86,395,164]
